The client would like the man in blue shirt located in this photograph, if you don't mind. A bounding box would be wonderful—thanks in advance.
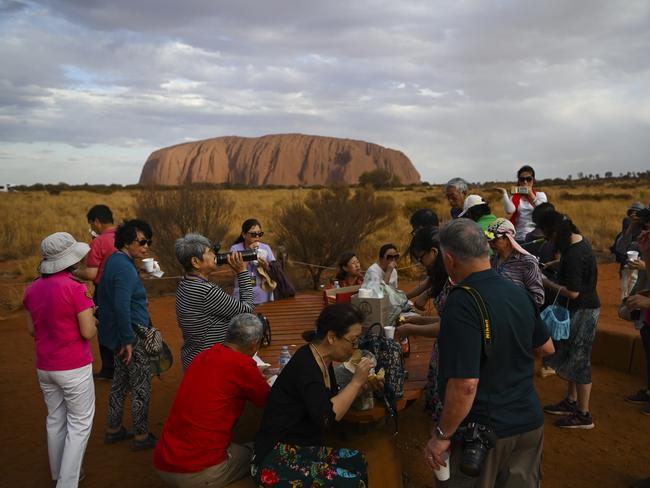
[425,219,554,487]
[97,219,157,451]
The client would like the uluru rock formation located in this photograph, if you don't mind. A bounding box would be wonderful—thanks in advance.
[138,134,420,186]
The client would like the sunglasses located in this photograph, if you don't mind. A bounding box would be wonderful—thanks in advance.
[135,239,152,246]
[247,231,264,238]
[385,254,400,260]
[518,176,534,183]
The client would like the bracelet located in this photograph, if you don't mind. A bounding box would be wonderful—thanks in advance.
[435,425,452,440]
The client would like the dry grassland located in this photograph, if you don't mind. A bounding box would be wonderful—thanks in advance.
[0,180,647,294]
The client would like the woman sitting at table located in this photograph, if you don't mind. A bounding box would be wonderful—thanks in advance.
[230,218,276,305]
[253,304,373,487]
[335,251,364,287]
[397,226,451,421]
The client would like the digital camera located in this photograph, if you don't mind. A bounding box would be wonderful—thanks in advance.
[510,186,530,195]
[212,243,257,265]
[457,422,498,477]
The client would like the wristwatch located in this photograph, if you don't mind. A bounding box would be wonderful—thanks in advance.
[435,425,452,441]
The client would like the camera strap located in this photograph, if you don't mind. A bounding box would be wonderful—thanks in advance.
[451,284,494,429]
[453,285,492,358]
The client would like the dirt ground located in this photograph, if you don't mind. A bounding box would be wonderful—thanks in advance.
[1,263,649,487]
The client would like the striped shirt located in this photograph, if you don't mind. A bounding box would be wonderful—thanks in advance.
[176,271,254,370]
[490,251,545,308]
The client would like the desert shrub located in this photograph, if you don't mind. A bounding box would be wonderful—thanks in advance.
[274,186,396,289]
[358,169,401,188]
[558,192,633,201]
[402,199,437,220]
[136,185,236,273]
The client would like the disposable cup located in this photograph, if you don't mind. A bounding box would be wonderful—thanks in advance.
[358,288,372,299]
[434,451,450,482]
[142,258,155,272]
[383,326,395,340]
[627,251,639,262]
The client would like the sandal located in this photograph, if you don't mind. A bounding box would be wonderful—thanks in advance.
[104,426,134,444]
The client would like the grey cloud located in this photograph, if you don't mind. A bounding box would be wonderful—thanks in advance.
[1,0,649,184]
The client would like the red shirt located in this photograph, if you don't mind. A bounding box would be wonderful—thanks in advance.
[86,228,117,284]
[153,344,271,473]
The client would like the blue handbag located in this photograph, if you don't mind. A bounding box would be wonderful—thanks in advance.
[541,290,571,340]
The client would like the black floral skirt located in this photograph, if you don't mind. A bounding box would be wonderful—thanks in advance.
[252,442,368,487]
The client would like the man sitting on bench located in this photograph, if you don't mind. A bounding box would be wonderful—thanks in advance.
[154,314,271,488]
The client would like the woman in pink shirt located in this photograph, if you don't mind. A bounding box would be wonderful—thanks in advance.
[23,232,97,488]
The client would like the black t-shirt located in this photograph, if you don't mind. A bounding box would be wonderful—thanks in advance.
[254,345,338,463]
[438,269,549,438]
[557,239,600,312]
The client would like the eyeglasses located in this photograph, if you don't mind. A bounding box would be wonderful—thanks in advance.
[518,176,533,183]
[385,253,400,261]
[340,336,360,348]
[135,239,152,247]
[247,231,264,238]
[414,251,426,263]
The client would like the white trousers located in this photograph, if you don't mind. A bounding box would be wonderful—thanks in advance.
[37,363,95,488]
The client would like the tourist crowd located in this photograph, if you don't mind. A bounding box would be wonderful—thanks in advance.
[22,165,650,488]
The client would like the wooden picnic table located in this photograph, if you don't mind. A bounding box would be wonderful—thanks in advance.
[256,294,435,423]
[251,294,436,488]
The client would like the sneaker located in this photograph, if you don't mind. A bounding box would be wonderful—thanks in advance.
[543,398,577,416]
[104,426,134,444]
[626,389,650,405]
[537,366,556,378]
[132,432,157,451]
[556,411,594,429]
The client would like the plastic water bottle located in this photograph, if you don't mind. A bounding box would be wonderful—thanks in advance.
[278,346,291,371]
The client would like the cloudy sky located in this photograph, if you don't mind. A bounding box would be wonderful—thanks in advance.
[1,0,649,185]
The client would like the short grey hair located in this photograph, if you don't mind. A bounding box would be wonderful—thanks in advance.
[175,233,212,272]
[226,313,263,346]
[445,177,469,194]
[439,219,489,260]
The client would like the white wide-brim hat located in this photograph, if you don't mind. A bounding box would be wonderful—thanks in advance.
[38,232,90,274]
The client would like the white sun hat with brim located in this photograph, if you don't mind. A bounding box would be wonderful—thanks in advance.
[458,194,488,217]
[38,232,90,274]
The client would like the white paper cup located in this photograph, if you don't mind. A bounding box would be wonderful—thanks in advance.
[434,451,450,482]
[358,288,372,299]
[142,258,155,272]
[627,250,639,262]
[384,326,395,339]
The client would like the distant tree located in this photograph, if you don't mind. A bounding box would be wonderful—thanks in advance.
[595,174,600,179]
[136,184,235,272]
[577,172,584,179]
[358,169,400,188]
[605,171,613,178]
[567,174,572,181]
[275,186,395,288]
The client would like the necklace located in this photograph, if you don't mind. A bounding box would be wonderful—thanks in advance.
[309,343,330,386]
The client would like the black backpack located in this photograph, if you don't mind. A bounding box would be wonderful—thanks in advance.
[358,323,405,432]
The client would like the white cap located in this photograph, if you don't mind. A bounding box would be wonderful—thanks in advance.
[458,194,487,217]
